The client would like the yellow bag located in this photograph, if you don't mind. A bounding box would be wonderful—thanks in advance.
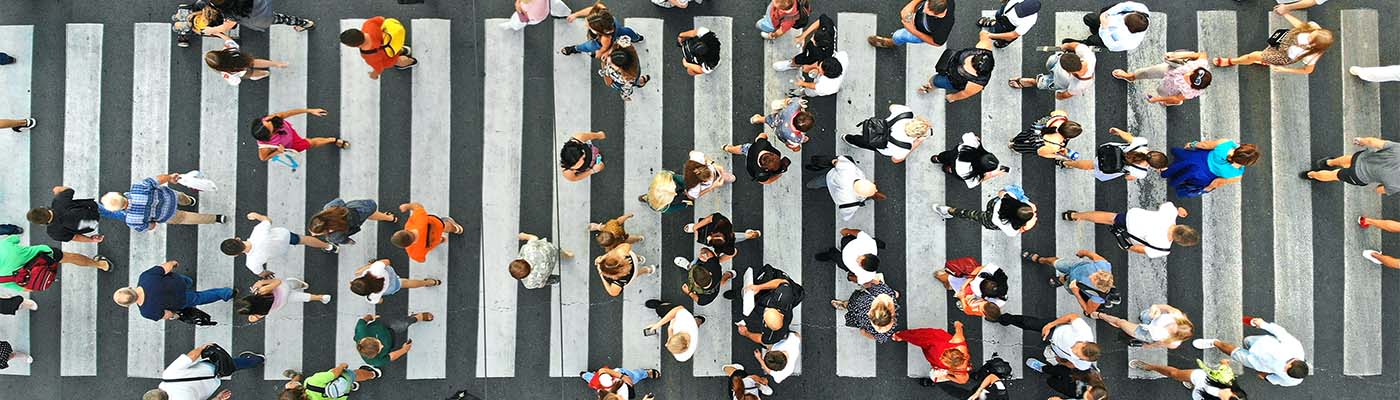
[379,18,408,58]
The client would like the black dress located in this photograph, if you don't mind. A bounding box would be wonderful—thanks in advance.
[744,138,789,182]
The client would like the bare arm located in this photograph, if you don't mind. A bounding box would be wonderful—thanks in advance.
[646,305,686,330]
[573,131,606,142]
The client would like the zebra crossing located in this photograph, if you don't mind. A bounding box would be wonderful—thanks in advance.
[0,8,1391,387]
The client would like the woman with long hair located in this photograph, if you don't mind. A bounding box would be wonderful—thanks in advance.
[932,132,1009,189]
[598,45,650,101]
[237,277,330,324]
[1094,304,1193,349]
[595,242,656,297]
[832,282,900,343]
[1212,10,1332,75]
[682,150,736,201]
[307,198,397,246]
[204,32,287,85]
[560,1,644,59]
[349,259,441,304]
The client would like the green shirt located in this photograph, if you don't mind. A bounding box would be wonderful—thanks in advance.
[304,369,352,400]
[353,319,393,367]
[0,235,55,292]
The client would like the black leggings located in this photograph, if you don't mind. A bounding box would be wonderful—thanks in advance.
[996,313,1053,333]
[273,13,311,27]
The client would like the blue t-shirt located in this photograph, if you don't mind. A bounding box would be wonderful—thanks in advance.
[1062,260,1111,303]
[137,266,187,321]
[1207,140,1246,179]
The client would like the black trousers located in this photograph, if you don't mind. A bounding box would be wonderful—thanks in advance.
[997,313,1053,333]
[1045,364,1088,397]
[844,134,883,152]
[1077,7,1112,48]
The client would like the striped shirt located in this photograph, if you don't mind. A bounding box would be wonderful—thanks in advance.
[125,177,179,231]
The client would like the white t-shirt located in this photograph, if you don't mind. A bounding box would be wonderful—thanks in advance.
[1094,137,1151,182]
[877,104,923,161]
[1052,44,1096,95]
[669,307,699,362]
[1045,317,1096,370]
[965,264,1008,307]
[767,333,801,383]
[826,156,869,221]
[1189,369,1225,400]
[1125,202,1177,258]
[805,51,849,97]
[1142,310,1184,347]
[157,355,221,400]
[244,220,293,275]
[841,232,880,284]
[357,261,393,303]
[686,151,722,200]
[1001,0,1040,36]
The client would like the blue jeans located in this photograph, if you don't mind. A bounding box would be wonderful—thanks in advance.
[98,207,126,221]
[891,28,926,46]
[574,27,642,54]
[232,352,265,371]
[756,17,776,33]
[930,74,957,90]
[178,274,234,308]
[581,368,649,385]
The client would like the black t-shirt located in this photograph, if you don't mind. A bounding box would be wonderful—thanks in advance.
[794,14,836,65]
[690,257,725,306]
[696,213,737,256]
[756,281,803,313]
[681,31,721,70]
[937,48,994,90]
[743,306,792,345]
[744,138,789,182]
[912,0,956,45]
[47,188,101,242]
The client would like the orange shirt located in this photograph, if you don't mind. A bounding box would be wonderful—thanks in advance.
[404,205,444,262]
[359,17,396,74]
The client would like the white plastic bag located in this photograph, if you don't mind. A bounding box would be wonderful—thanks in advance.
[178,170,219,192]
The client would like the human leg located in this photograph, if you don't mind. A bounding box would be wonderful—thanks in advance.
[298,235,335,250]
[756,17,776,33]
[947,206,993,227]
[167,210,220,225]
[500,14,530,30]
[617,367,650,385]
[1130,63,1171,80]
[616,26,643,43]
[59,251,109,270]
[271,13,312,28]
[400,278,441,289]
[0,119,30,129]
[232,351,266,371]
[890,29,923,46]
[1066,210,1117,225]
[1063,159,1095,171]
[804,175,828,190]
[842,134,882,151]
[1363,217,1400,233]
[185,287,236,307]
[1351,65,1400,83]
[1094,312,1141,339]
[996,313,1051,332]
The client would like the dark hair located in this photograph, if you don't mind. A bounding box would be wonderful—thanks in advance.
[236,293,274,316]
[958,147,1001,181]
[1125,12,1150,34]
[1229,143,1260,166]
[585,5,616,35]
[203,49,250,72]
[1058,121,1084,139]
[927,0,949,13]
[1014,206,1034,223]
[1081,342,1102,361]
[250,116,283,141]
[1127,150,1170,169]
[1059,53,1084,73]
[758,152,785,172]
[339,29,365,47]
[979,277,1007,299]
[1174,225,1200,246]
[308,207,351,236]
[278,388,306,400]
[971,52,995,76]
[25,208,52,225]
[609,48,635,69]
[560,139,589,170]
[509,259,531,280]
[689,266,713,288]
[764,351,788,371]
[350,275,385,296]
[858,254,880,271]
[595,231,620,248]
[1190,68,1213,90]
[793,110,815,132]
[220,238,246,256]
[682,160,713,191]
[982,302,1002,321]
[1285,361,1308,378]
[820,56,843,78]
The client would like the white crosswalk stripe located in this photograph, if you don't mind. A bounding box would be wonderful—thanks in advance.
[1124,11,1169,380]
[263,24,310,381]
[60,23,102,378]
[1269,11,1315,361]
[194,35,238,351]
[1339,9,1382,377]
[478,17,523,379]
[904,41,946,379]
[1197,10,1245,365]
[406,18,453,380]
[0,24,33,377]
[335,18,384,375]
[833,12,878,378]
[126,22,171,380]
[1053,12,1095,318]
[979,8,1025,378]
[692,16,735,378]
[619,17,664,375]
[761,8,805,380]
[550,17,592,379]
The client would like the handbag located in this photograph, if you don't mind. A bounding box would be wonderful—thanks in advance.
[177,307,218,326]
[0,254,60,292]
[199,342,238,377]
[1266,28,1290,47]
[1109,225,1171,253]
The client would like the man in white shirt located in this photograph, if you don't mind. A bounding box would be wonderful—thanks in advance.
[1193,317,1308,387]
[221,211,339,278]
[143,344,264,400]
[997,312,1100,371]
[795,51,848,97]
[1012,42,1095,100]
[757,332,801,383]
[1064,202,1199,258]
[814,228,883,286]
[980,0,1040,48]
[806,156,881,221]
[1067,1,1149,52]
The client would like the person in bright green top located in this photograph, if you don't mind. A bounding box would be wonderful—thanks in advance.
[0,234,112,292]
[353,312,433,367]
[279,363,381,400]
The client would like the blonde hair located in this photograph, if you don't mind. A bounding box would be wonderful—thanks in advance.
[646,172,679,210]
[904,118,932,139]
[666,332,692,355]
[1171,317,1195,342]
[1089,270,1115,292]
[113,288,138,307]
[100,192,128,211]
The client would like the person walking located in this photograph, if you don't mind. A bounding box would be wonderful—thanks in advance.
[793,52,848,97]
[1058,127,1167,182]
[735,264,802,346]
[307,198,397,246]
[843,104,933,164]
[560,1,644,59]
[807,156,885,221]
[590,213,642,251]
[724,132,792,184]
[581,366,660,400]
[340,16,417,80]
[222,212,338,278]
[1024,249,1115,316]
[500,0,572,31]
[678,27,721,76]
[1130,359,1247,400]
[560,131,607,182]
[1212,10,1331,75]
[978,0,1041,48]
[0,232,111,293]
[252,108,349,162]
[814,228,883,286]
[1350,65,1400,82]
[1062,202,1199,258]
[1066,1,1150,52]
[596,242,654,297]
[29,186,124,243]
[936,258,1009,321]
[683,150,736,201]
[511,232,572,289]
[755,0,805,40]
[1274,0,1327,13]
[237,277,330,323]
[1163,138,1260,197]
[1302,136,1400,195]
[755,332,801,383]
[642,301,702,362]
[868,0,956,48]
[143,344,263,400]
[114,260,233,322]
[1009,110,1084,162]
[280,363,382,400]
[391,202,464,263]
[1094,304,1192,349]
[932,185,1038,237]
[103,173,227,232]
[833,281,900,343]
[748,97,814,152]
[672,248,730,306]
[737,304,794,346]
[355,312,433,368]
[894,322,972,384]
[773,14,835,72]
[932,132,1009,189]
[998,312,1100,372]
[598,43,649,101]
[204,32,287,85]
[1192,317,1308,387]
[200,0,315,33]
[0,117,35,133]
[724,363,774,399]
[349,259,440,304]
[684,213,759,263]
[920,31,996,103]
[1111,51,1213,106]
[1010,42,1095,100]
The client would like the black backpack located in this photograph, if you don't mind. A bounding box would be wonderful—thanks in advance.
[1009,128,1047,155]
[975,355,1013,400]
[1096,143,1145,175]
[857,112,913,149]
[1077,284,1121,310]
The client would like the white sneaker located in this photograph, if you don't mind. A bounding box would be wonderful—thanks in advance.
[651,0,673,7]
[673,257,691,270]
[21,298,36,311]
[319,295,332,304]
[933,205,953,220]
[1191,338,1218,350]
[1350,66,1361,77]
[758,383,773,396]
[22,354,33,364]
[682,223,695,233]
[1362,250,1383,265]
[772,60,795,71]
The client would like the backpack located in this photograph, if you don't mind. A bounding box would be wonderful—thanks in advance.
[0,253,59,292]
[1009,128,1047,155]
[1076,284,1121,309]
[944,257,980,278]
[974,355,1013,400]
[858,112,914,149]
[378,18,409,58]
[1095,143,1145,175]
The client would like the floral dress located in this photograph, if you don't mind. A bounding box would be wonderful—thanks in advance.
[843,283,900,343]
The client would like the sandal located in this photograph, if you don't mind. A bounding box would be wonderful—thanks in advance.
[394,56,419,70]
[1021,251,1042,263]
[1212,57,1234,67]
[415,312,435,322]
[1299,171,1317,181]
[293,20,316,32]
[646,369,661,379]
[560,46,579,56]
[1049,276,1065,288]
[1111,69,1133,81]
[93,255,112,272]
[423,278,443,287]
[1008,78,1028,89]
[636,75,651,88]
[830,300,847,310]
[335,139,351,149]
[916,83,935,94]
[976,17,997,28]
[1061,210,1079,221]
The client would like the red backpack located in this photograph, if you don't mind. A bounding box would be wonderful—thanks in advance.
[0,254,59,292]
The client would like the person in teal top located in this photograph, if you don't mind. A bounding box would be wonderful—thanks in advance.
[1163,138,1260,198]
[280,363,381,400]
[0,234,111,292]
[353,312,433,367]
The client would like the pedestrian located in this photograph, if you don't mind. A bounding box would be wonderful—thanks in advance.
[672,248,732,306]
[1024,249,1115,316]
[833,281,900,343]
[806,156,885,221]
[1192,317,1308,387]
[204,32,287,85]
[814,228,883,286]
[339,16,417,80]
[1350,65,1400,82]
[936,258,1008,321]
[561,1,644,59]
[590,213,642,251]
[500,0,572,31]
[642,301,701,362]
[1163,138,1259,197]
[307,198,397,246]
[222,212,338,278]
[391,202,463,263]
[114,260,233,322]
[1066,1,1150,52]
[1111,51,1213,106]
[0,117,35,133]
[793,51,848,97]
[600,43,649,101]
[639,170,692,213]
[1302,136,1400,195]
[735,264,801,346]
[143,344,262,400]
[1130,359,1247,400]
[349,259,441,304]
[1093,304,1192,349]
[724,132,792,184]
[1041,368,1108,400]
[978,0,1040,48]
[683,150,736,201]
[684,213,760,263]
[1359,216,1400,268]
[929,356,1012,397]
[280,363,382,400]
[1010,42,1095,100]
[651,0,702,8]
[0,232,111,293]
[595,242,655,297]
[738,304,793,346]
[1212,10,1331,75]
[0,340,32,371]
[581,366,660,400]
[773,14,835,72]
[237,277,330,323]
[756,0,805,40]
[894,322,971,384]
[920,31,996,103]
[1063,202,1199,258]
[932,132,1010,189]
[998,312,1100,371]
[561,131,608,182]
[252,108,349,162]
[724,363,773,400]
[199,0,315,33]
[932,185,1039,237]
[103,173,228,232]
[843,104,933,164]
[678,27,721,76]
[29,185,125,243]
[754,332,800,383]
[511,232,573,289]
[868,0,956,48]
[1273,0,1326,14]
[354,312,433,368]
[1058,127,1167,182]
[1008,109,1083,162]
[748,97,814,152]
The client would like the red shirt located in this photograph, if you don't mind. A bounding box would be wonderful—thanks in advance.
[895,328,969,372]
[359,17,396,73]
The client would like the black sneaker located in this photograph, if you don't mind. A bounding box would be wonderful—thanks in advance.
[237,351,266,361]
[814,251,834,262]
[560,46,580,56]
[215,214,226,224]
[644,299,662,309]
[323,243,340,254]
[1127,339,1146,348]
[722,289,736,300]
